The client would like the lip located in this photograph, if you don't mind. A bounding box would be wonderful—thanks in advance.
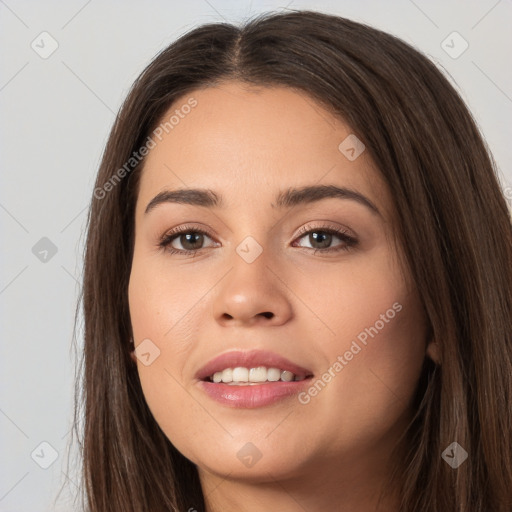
[195,349,314,409]
[198,380,312,408]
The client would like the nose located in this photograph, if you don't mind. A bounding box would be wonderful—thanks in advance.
[212,246,293,327]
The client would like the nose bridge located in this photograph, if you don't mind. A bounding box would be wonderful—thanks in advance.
[212,233,292,325]
[228,234,276,298]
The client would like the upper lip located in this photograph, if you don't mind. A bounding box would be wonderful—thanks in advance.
[195,349,314,381]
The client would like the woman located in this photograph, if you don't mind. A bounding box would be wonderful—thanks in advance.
[72,9,512,512]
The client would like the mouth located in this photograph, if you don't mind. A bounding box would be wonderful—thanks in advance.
[195,349,314,408]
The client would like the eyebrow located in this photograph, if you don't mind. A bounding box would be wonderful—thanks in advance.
[144,184,380,216]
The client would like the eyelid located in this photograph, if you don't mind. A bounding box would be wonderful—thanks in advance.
[160,221,355,241]
[158,223,218,246]
[294,221,356,240]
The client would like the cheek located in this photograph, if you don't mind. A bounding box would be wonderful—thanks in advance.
[128,252,206,354]
[291,243,416,343]
[128,258,228,463]
[318,300,426,455]
[298,249,427,448]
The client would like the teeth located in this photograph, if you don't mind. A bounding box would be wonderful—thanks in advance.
[267,367,281,382]
[221,368,233,383]
[281,370,294,382]
[249,366,267,382]
[232,367,249,382]
[209,366,307,384]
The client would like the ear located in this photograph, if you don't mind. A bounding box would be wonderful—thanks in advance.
[129,338,137,363]
[426,339,441,364]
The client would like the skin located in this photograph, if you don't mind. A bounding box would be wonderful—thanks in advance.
[128,81,435,511]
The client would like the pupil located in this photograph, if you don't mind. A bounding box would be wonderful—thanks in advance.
[182,233,203,250]
[310,231,331,249]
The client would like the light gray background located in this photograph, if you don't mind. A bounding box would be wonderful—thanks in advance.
[1,1,511,510]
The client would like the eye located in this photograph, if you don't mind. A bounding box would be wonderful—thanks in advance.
[158,225,217,256]
[292,224,358,254]
[157,223,358,257]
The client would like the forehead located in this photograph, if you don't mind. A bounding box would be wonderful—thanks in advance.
[136,82,390,216]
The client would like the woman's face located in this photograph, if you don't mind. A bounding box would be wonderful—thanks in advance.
[128,81,431,487]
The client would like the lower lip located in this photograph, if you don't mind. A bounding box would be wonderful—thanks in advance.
[198,379,312,408]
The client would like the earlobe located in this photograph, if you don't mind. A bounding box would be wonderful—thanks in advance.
[426,339,441,364]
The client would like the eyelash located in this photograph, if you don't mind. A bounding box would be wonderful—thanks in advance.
[157,223,358,257]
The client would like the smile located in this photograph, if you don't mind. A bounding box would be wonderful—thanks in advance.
[196,350,314,408]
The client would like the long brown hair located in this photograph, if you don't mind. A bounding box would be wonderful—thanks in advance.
[69,9,512,511]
